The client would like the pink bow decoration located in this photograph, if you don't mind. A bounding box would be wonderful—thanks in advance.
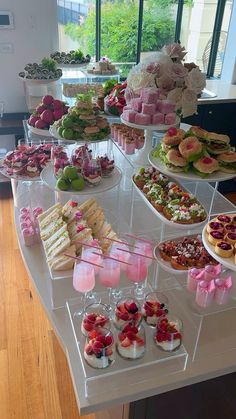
[198,279,216,293]
[204,263,221,280]
[215,276,232,291]
[75,211,83,221]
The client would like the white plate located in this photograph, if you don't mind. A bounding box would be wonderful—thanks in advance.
[202,216,236,272]
[19,76,61,85]
[49,124,110,143]
[27,123,51,137]
[41,163,122,195]
[120,116,180,131]
[154,234,217,275]
[132,176,208,230]
[148,152,236,182]
[0,159,41,181]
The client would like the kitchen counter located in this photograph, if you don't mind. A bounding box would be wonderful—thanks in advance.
[199,79,236,104]
[11,140,236,417]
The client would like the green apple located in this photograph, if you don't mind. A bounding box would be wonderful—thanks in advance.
[56,177,70,191]
[71,175,85,191]
[62,128,74,140]
[63,165,78,180]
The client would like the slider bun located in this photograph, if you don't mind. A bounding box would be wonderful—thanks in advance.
[178,136,202,159]
[166,149,187,167]
[189,126,208,139]
[84,126,100,134]
[193,156,219,174]
[163,128,185,146]
[207,132,230,144]
[217,151,236,163]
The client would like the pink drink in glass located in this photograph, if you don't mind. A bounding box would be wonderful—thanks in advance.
[135,240,153,267]
[126,254,148,283]
[82,246,102,274]
[73,262,95,293]
[110,242,130,271]
[99,258,120,288]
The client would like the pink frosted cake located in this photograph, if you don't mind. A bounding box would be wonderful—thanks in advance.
[135,113,151,125]
[158,100,176,114]
[122,109,137,123]
[130,98,142,112]
[140,88,159,104]
[152,113,165,125]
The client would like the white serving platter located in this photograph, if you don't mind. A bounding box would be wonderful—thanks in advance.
[41,163,122,195]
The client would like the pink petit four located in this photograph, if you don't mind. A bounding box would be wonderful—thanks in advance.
[165,112,176,125]
[22,227,36,246]
[196,280,215,308]
[122,110,137,123]
[159,100,176,114]
[140,88,159,104]
[141,103,156,115]
[130,98,142,112]
[152,113,164,125]
[135,113,151,125]
[187,268,205,292]
[214,276,232,305]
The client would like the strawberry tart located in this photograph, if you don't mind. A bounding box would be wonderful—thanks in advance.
[84,328,115,369]
[113,298,142,329]
[116,323,145,359]
[154,316,182,352]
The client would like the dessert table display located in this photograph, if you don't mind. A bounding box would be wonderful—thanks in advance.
[12,130,236,417]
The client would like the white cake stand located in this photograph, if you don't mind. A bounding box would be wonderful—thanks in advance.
[120,116,180,166]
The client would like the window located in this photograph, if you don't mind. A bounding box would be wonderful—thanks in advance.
[57,0,233,80]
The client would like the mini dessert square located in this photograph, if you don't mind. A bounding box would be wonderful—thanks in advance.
[158,100,176,115]
[130,98,143,112]
[141,103,156,115]
[122,110,137,123]
[165,112,176,125]
[152,112,164,125]
[140,88,159,104]
[135,113,151,125]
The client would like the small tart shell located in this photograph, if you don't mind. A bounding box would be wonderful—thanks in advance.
[224,233,236,245]
[216,215,232,225]
[206,222,224,234]
[208,231,224,246]
[224,223,236,234]
[215,241,233,258]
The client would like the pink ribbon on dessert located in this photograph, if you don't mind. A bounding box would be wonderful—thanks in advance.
[33,207,43,217]
[75,211,83,221]
[20,207,30,215]
[215,276,232,290]
[20,214,32,223]
[198,279,215,293]
[204,263,221,277]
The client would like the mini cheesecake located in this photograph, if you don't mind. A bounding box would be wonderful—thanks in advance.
[215,241,233,258]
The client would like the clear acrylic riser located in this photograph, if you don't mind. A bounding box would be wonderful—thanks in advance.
[66,284,188,399]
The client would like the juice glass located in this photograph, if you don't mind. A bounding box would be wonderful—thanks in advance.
[73,261,96,317]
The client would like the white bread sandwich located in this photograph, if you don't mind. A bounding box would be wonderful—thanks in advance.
[40,217,65,241]
[39,207,62,231]
[43,224,68,253]
[78,198,97,215]
[46,230,71,259]
[37,203,62,223]
[48,245,76,271]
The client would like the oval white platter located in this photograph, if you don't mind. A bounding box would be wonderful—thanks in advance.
[27,123,51,137]
[148,151,236,183]
[41,163,122,195]
[132,176,208,230]
[202,217,236,272]
[120,116,180,132]
[154,234,217,275]
[0,161,41,181]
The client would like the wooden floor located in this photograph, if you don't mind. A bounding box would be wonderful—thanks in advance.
[0,182,235,419]
[0,183,94,419]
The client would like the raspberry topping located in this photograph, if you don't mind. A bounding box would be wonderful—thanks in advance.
[167,127,177,136]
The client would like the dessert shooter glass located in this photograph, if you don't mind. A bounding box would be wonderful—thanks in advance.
[83,327,115,369]
[51,144,71,178]
[113,297,142,330]
[142,292,169,327]
[154,315,183,352]
[81,303,111,337]
[82,158,102,187]
[116,323,146,360]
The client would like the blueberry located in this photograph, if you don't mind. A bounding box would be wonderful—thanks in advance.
[160,304,165,309]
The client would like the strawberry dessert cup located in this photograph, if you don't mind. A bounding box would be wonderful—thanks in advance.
[81,303,111,336]
[154,315,182,352]
[113,298,142,330]
[82,158,102,186]
[142,292,169,327]
[117,323,146,360]
[84,328,115,369]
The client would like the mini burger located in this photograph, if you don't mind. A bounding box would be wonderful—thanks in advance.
[162,127,185,148]
[217,151,236,173]
[193,156,219,176]
[186,126,209,143]
[178,136,203,162]
[206,132,231,155]
[165,148,189,172]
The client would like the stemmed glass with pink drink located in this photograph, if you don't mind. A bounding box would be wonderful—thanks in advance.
[81,240,103,304]
[73,261,96,317]
[98,257,121,308]
[125,252,149,300]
